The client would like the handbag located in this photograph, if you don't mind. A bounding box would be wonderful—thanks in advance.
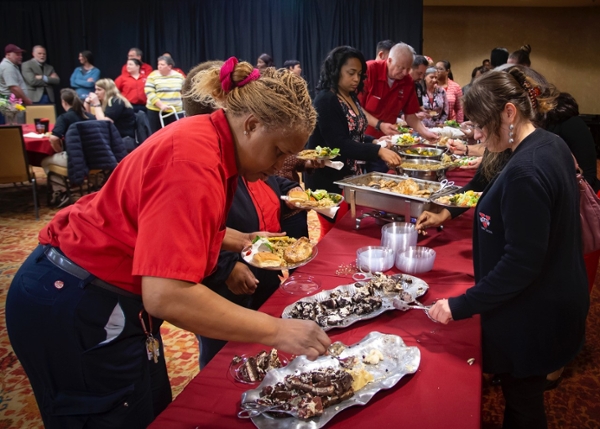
[575,162,600,254]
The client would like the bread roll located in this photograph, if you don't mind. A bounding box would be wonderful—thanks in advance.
[288,190,309,202]
[253,251,283,268]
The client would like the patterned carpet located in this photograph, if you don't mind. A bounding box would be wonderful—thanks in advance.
[1,168,599,428]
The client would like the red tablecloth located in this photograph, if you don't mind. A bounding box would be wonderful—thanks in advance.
[151,169,482,429]
[22,124,54,167]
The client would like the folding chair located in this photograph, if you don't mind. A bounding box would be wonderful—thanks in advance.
[46,120,127,203]
[0,126,39,219]
[25,104,57,125]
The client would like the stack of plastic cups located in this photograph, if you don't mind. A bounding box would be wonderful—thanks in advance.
[381,222,418,261]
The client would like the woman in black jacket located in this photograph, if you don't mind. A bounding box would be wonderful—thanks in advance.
[428,67,589,429]
[305,46,402,237]
[85,78,136,140]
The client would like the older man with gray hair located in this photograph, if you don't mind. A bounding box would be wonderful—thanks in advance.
[358,43,438,141]
[22,45,60,104]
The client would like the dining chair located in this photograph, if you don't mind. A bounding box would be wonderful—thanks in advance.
[25,104,57,125]
[46,120,127,203]
[0,125,40,219]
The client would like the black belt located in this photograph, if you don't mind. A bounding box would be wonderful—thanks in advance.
[44,246,142,301]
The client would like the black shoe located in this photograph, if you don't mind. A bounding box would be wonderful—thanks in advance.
[55,191,71,208]
[545,376,562,391]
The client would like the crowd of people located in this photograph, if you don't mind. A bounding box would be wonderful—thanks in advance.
[1,38,597,429]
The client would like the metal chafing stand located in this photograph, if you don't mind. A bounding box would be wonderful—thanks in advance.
[334,172,443,229]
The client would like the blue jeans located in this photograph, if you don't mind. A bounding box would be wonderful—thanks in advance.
[35,93,51,104]
[6,245,172,428]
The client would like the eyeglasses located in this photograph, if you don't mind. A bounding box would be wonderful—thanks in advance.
[436,68,446,72]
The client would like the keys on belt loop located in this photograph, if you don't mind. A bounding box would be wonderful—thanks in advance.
[139,309,160,364]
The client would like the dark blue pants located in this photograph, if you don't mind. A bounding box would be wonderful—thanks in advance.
[500,373,548,429]
[35,94,51,104]
[6,245,172,428]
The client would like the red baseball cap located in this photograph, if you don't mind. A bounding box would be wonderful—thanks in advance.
[5,44,25,54]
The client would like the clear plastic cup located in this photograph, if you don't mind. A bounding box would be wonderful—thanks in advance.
[381,222,418,258]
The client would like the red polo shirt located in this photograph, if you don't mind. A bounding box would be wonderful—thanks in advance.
[39,110,238,294]
[358,60,420,138]
[121,62,154,77]
[115,73,147,105]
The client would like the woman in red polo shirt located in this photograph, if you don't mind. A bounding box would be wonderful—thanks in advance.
[115,58,147,112]
[6,58,328,428]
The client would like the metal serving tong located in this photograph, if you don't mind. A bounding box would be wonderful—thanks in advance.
[428,179,459,201]
[238,402,298,419]
[392,295,439,323]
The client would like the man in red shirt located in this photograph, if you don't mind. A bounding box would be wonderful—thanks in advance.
[358,43,438,141]
[120,47,153,77]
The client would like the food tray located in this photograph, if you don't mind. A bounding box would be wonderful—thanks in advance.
[334,172,441,223]
[281,275,429,331]
[240,332,421,429]
[396,159,449,182]
[397,147,446,160]
[242,244,318,271]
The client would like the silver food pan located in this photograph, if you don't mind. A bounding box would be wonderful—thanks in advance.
[334,172,440,222]
[240,331,421,429]
[395,159,449,181]
[394,146,447,161]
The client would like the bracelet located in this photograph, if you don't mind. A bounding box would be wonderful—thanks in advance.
[375,120,383,131]
[91,104,101,108]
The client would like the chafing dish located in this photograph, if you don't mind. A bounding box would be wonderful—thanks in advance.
[395,159,448,181]
[334,173,441,229]
[395,147,447,161]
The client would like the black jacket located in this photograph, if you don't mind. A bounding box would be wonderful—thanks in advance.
[65,120,127,185]
[450,129,589,377]
[203,175,307,310]
[305,90,380,194]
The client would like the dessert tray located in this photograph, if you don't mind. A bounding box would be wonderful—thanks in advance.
[239,331,421,428]
[281,273,429,331]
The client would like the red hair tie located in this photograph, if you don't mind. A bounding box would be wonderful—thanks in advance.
[219,57,238,93]
[219,57,260,93]
[238,68,260,87]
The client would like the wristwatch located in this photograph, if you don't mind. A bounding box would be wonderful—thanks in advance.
[375,120,383,131]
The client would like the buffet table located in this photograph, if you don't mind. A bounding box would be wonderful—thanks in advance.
[150,170,482,429]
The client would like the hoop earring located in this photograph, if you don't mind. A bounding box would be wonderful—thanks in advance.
[508,124,514,145]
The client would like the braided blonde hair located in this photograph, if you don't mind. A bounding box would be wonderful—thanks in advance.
[186,61,316,135]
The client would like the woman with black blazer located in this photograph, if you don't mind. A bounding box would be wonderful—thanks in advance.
[305,46,402,237]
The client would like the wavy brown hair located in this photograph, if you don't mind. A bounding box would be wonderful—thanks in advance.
[464,65,559,179]
[187,60,316,135]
